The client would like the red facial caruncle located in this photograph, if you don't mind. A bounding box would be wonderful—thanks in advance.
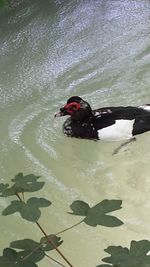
[64,102,81,114]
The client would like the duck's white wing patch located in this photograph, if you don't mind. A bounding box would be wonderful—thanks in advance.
[98,119,135,141]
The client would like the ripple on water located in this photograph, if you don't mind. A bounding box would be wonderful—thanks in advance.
[1,0,150,266]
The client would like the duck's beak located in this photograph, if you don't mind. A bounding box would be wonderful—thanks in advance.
[54,107,67,118]
[54,111,64,117]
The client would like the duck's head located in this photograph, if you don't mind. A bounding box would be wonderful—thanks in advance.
[55,96,93,121]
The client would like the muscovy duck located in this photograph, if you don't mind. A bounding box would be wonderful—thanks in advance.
[55,96,150,141]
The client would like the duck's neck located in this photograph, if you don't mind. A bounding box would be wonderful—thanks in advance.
[71,108,94,123]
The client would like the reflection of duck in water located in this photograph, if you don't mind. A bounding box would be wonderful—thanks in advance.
[55,96,150,144]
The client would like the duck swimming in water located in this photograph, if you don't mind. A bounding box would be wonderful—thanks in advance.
[55,96,150,142]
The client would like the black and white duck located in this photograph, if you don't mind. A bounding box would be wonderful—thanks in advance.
[55,96,150,142]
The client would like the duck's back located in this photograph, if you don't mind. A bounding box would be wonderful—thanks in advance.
[93,105,150,140]
[94,105,150,120]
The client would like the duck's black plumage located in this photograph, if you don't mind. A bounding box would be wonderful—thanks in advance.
[55,96,150,141]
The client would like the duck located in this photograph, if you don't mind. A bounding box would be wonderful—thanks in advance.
[55,96,150,142]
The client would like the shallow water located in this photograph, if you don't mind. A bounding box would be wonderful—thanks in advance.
[0,0,150,266]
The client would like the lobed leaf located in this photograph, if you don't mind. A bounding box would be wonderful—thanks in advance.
[10,239,39,250]
[10,236,63,262]
[2,201,22,216]
[69,200,90,216]
[40,234,63,251]
[10,239,44,263]
[0,173,45,198]
[2,197,51,222]
[69,199,123,228]
[129,240,150,256]
[0,248,37,267]
[11,173,45,193]
[97,240,150,267]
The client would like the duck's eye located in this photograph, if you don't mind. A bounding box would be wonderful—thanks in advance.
[71,104,79,110]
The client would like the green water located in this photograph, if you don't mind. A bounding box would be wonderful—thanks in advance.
[0,0,150,266]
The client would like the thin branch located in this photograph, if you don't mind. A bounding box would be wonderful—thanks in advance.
[15,193,22,201]
[22,245,66,267]
[55,219,84,235]
[21,243,42,261]
[15,191,74,266]
[36,221,74,267]
[22,219,83,263]
[22,220,83,263]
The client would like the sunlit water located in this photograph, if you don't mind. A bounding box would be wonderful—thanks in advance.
[0,0,150,266]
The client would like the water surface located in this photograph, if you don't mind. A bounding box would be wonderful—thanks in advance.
[0,1,150,266]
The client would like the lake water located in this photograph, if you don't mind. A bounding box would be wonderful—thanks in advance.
[0,0,150,266]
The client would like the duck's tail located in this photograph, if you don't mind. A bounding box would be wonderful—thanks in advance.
[139,104,150,111]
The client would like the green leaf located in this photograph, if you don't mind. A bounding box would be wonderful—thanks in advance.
[103,246,129,264]
[69,200,90,216]
[1,173,45,197]
[69,199,123,228]
[0,248,37,267]
[20,203,41,222]
[10,239,45,263]
[10,239,40,250]
[0,0,6,7]
[3,248,17,261]
[86,214,123,227]
[11,173,45,193]
[2,201,22,215]
[40,234,63,251]
[0,248,17,267]
[21,197,51,222]
[84,200,123,227]
[2,197,51,222]
[27,197,51,207]
[97,240,150,267]
[10,236,63,262]
[130,240,150,256]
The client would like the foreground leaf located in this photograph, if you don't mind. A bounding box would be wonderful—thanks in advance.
[2,197,51,222]
[0,248,37,267]
[0,0,6,8]
[10,239,44,263]
[69,200,90,216]
[11,173,45,193]
[97,240,150,267]
[40,234,63,251]
[2,201,23,215]
[70,199,123,227]
[1,173,45,197]
[10,236,63,262]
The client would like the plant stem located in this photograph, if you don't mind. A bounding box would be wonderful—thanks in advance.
[15,193,22,201]
[21,243,42,261]
[36,221,74,267]
[56,219,84,235]
[22,220,83,264]
[22,245,66,267]
[15,192,74,267]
